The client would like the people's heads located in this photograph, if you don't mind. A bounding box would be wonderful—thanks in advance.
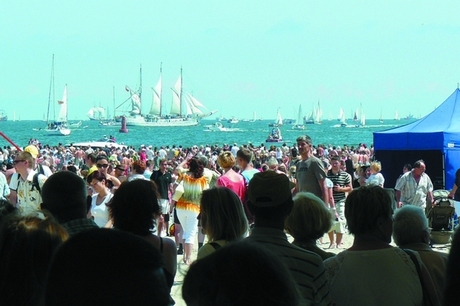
[87,171,108,192]
[95,155,109,172]
[45,228,170,306]
[393,205,430,246]
[369,161,382,174]
[217,151,235,169]
[41,171,88,223]
[247,171,294,223]
[345,185,393,242]
[85,153,97,166]
[200,187,248,242]
[296,135,313,156]
[0,199,17,222]
[188,157,204,178]
[413,159,426,175]
[110,180,161,236]
[182,240,299,306]
[267,157,278,170]
[23,145,39,159]
[14,151,35,170]
[132,160,146,174]
[403,163,412,173]
[330,156,341,170]
[0,214,68,305]
[285,192,332,241]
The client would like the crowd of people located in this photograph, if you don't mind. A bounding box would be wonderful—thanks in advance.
[0,135,458,305]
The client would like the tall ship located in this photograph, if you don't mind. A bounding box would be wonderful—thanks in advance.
[0,110,7,121]
[87,106,106,121]
[124,65,217,127]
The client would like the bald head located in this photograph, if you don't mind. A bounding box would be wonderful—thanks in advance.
[41,172,88,223]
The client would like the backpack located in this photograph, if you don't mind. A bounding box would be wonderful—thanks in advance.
[30,164,45,194]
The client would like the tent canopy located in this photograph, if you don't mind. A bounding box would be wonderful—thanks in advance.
[374,88,460,189]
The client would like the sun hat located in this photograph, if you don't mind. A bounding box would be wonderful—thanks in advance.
[248,171,292,207]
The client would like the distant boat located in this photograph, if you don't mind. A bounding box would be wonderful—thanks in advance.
[339,107,347,127]
[394,110,400,121]
[292,104,305,130]
[268,108,283,127]
[87,107,106,121]
[337,107,345,121]
[405,113,414,120]
[124,65,217,127]
[353,108,359,121]
[266,126,283,142]
[0,110,7,121]
[250,111,257,122]
[45,85,71,136]
[283,118,295,124]
[379,108,383,123]
[227,117,239,124]
[69,121,82,128]
[204,122,241,132]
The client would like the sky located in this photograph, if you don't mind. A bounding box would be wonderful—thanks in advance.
[1,1,460,121]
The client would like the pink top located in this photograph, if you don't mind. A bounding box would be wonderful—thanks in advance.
[216,175,246,202]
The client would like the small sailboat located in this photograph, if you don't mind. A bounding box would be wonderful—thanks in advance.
[394,110,400,121]
[379,108,383,123]
[340,109,347,127]
[45,85,71,136]
[337,108,345,121]
[268,108,283,127]
[292,104,305,130]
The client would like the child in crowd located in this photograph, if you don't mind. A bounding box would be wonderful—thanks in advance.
[365,161,385,187]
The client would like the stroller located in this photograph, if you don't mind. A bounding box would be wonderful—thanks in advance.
[426,189,455,244]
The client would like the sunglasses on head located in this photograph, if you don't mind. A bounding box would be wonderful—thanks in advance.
[96,164,109,168]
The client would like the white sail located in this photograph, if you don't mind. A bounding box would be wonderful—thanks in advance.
[185,95,204,115]
[276,108,283,125]
[57,85,68,123]
[170,75,182,116]
[338,108,344,121]
[297,104,303,124]
[395,110,400,120]
[150,73,162,116]
[360,113,366,126]
[315,101,322,123]
[187,93,206,108]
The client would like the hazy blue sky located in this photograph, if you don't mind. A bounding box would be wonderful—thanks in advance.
[1,1,460,121]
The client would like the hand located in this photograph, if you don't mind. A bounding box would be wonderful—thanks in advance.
[397,201,403,208]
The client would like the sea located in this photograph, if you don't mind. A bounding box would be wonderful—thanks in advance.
[0,119,414,150]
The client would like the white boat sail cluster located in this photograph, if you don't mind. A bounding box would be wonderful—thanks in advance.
[87,107,106,121]
[125,67,217,127]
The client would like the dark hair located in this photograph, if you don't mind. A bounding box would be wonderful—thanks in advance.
[413,160,424,168]
[86,171,107,184]
[188,157,204,178]
[45,228,170,306]
[0,199,17,223]
[41,172,88,222]
[95,155,108,162]
[110,180,161,236]
[183,240,299,306]
[0,215,68,305]
[86,153,97,163]
[345,185,393,235]
[236,148,253,163]
[296,135,313,145]
[404,163,412,171]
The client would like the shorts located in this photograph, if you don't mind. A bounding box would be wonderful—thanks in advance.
[176,208,199,244]
[158,199,170,215]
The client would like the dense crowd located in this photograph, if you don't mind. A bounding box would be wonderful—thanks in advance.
[0,135,458,305]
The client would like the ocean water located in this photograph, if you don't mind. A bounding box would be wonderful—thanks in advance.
[0,119,414,149]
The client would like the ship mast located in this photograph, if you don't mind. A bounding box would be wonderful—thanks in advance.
[179,66,183,116]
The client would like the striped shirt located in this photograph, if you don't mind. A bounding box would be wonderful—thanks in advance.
[247,227,331,305]
[327,170,350,203]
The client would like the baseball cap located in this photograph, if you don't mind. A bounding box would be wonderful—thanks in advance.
[24,145,39,159]
[248,171,292,207]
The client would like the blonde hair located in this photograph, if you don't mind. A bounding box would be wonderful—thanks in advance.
[217,151,235,169]
[16,151,35,169]
[285,192,331,241]
[370,161,382,173]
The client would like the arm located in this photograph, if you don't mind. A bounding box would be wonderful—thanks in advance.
[449,183,458,199]
[395,189,402,208]
[319,178,329,205]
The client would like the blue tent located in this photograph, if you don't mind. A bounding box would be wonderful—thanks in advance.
[373,88,460,190]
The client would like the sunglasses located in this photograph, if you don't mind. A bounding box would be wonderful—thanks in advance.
[13,160,26,165]
[96,164,109,168]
